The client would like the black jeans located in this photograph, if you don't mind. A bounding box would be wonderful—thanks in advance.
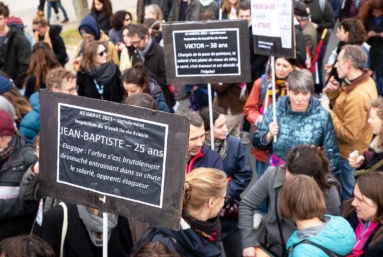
[222,228,242,257]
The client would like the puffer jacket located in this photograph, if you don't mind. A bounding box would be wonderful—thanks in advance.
[0,132,37,241]
[150,81,170,112]
[252,96,340,174]
[286,215,355,256]
[19,92,40,143]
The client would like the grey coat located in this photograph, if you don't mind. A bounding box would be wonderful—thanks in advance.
[167,0,202,22]
[238,166,340,256]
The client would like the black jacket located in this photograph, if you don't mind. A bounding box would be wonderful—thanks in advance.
[48,25,67,67]
[365,18,383,76]
[77,63,123,103]
[132,40,173,110]
[41,203,133,257]
[90,11,111,35]
[295,24,308,67]
[0,132,37,241]
[0,26,31,89]
[248,26,269,82]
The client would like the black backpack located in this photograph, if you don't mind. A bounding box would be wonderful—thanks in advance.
[288,239,345,257]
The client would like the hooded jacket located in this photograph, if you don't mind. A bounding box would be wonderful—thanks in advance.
[73,15,119,71]
[150,81,170,112]
[19,92,40,143]
[149,219,221,257]
[286,215,355,256]
[90,10,111,35]
[252,96,340,174]
[0,26,31,89]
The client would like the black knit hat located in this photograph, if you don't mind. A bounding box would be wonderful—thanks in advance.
[294,2,309,17]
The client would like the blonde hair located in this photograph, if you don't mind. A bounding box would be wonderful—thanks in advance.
[371,98,383,149]
[145,4,163,21]
[183,168,227,211]
[33,11,48,27]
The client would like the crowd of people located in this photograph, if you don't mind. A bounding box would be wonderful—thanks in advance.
[0,0,383,256]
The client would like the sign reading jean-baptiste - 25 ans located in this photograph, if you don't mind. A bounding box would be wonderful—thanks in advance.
[39,91,189,230]
[162,20,251,84]
[251,0,295,58]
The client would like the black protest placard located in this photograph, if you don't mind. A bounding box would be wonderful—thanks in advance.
[40,91,189,230]
[163,20,251,84]
[250,0,295,58]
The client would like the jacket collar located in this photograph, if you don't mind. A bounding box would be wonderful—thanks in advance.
[342,69,373,94]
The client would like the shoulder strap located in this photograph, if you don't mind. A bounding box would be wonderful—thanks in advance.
[292,239,341,257]
[258,74,268,108]
[59,202,68,257]
[274,186,286,256]
[368,158,383,172]
[319,0,325,13]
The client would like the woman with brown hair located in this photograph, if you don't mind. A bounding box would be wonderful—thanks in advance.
[349,98,383,173]
[0,72,31,127]
[221,0,239,19]
[359,0,383,96]
[0,235,55,257]
[132,168,228,257]
[239,144,341,257]
[77,41,123,103]
[90,0,113,35]
[32,11,67,67]
[344,172,383,256]
[24,42,61,99]
[281,175,355,256]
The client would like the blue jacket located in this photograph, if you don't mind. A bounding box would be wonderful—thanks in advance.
[188,145,223,172]
[78,15,100,40]
[252,96,340,174]
[150,80,170,112]
[19,92,40,143]
[286,215,355,256]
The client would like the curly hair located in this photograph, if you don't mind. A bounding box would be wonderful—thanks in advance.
[358,0,383,22]
[338,18,367,45]
[110,10,130,30]
[371,98,383,148]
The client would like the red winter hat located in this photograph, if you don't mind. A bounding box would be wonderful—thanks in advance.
[0,109,15,135]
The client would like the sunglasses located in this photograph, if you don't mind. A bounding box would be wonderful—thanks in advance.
[98,50,107,57]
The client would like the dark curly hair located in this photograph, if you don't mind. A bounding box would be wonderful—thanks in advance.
[110,10,131,30]
[91,0,112,17]
[359,0,383,22]
[338,18,367,45]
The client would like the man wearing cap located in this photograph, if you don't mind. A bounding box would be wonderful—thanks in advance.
[0,109,37,241]
[73,14,119,71]
[294,2,317,58]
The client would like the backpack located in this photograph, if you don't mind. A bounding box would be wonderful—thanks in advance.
[130,227,185,255]
[7,15,34,49]
[288,239,346,257]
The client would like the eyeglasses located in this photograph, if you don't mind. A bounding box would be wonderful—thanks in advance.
[222,195,231,202]
[98,50,107,57]
[60,85,79,94]
[130,38,143,45]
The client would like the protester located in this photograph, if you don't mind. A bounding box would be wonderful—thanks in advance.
[77,41,123,103]
[41,202,134,257]
[90,0,112,35]
[244,57,297,229]
[239,144,342,257]
[0,95,17,124]
[176,109,223,172]
[143,18,162,46]
[359,0,383,96]
[20,68,77,143]
[0,235,55,257]
[128,23,174,111]
[294,2,317,58]
[122,63,169,112]
[221,0,239,19]
[320,45,378,201]
[238,1,269,145]
[211,82,248,138]
[349,98,383,172]
[24,42,61,99]
[325,18,369,83]
[119,25,133,72]
[200,107,252,257]
[131,168,227,257]
[74,15,119,71]
[253,69,340,173]
[293,13,309,67]
[0,72,31,126]
[32,12,67,67]
[124,93,159,110]
[344,172,383,256]
[144,4,164,21]
[0,2,31,89]
[168,0,203,21]
[137,0,173,22]
[0,109,37,241]
[281,175,355,256]
[131,241,180,257]
[108,10,131,45]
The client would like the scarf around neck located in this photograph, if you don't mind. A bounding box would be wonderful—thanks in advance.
[86,62,116,85]
[0,135,16,165]
[137,36,152,63]
[267,77,287,98]
[182,210,221,243]
[77,205,118,247]
[204,137,227,160]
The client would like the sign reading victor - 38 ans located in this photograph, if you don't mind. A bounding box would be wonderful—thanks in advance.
[39,91,189,230]
[162,20,251,84]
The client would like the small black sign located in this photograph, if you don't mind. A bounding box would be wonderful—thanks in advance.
[58,104,167,207]
[163,20,251,84]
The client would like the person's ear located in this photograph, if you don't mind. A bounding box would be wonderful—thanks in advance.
[207,197,215,209]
